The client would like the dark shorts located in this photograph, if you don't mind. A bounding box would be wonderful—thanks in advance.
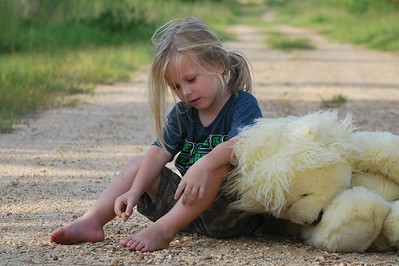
[137,167,272,238]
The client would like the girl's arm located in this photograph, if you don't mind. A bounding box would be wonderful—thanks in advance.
[114,145,172,219]
[174,137,238,205]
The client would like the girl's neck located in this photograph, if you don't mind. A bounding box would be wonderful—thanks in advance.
[198,90,231,127]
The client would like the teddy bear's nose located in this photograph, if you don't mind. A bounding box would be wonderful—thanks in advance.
[310,210,324,225]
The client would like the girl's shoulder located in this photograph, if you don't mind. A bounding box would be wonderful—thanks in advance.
[225,90,261,118]
[233,90,259,105]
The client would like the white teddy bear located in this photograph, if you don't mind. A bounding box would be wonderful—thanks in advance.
[225,110,399,253]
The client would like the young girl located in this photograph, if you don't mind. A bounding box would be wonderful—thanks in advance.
[50,17,266,252]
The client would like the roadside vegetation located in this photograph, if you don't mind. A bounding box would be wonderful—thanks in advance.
[265,0,399,53]
[266,32,315,51]
[0,0,247,132]
[320,94,348,109]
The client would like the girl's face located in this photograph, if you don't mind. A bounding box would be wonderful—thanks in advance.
[165,56,228,113]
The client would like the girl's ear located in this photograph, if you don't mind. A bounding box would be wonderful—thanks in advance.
[217,63,226,75]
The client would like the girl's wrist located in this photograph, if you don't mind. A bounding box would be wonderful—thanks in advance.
[198,154,217,173]
[127,188,141,201]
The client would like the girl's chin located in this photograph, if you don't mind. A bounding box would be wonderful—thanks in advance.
[187,101,202,109]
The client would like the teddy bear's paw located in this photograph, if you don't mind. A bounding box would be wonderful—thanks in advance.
[351,171,399,201]
[304,186,391,253]
[281,162,351,225]
[370,200,399,251]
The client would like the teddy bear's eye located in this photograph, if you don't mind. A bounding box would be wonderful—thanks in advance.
[301,193,309,197]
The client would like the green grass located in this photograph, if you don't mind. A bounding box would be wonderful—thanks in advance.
[320,94,348,109]
[0,45,151,132]
[0,0,249,133]
[267,0,399,53]
[0,119,13,133]
[266,32,315,50]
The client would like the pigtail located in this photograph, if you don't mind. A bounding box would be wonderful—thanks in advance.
[225,50,253,94]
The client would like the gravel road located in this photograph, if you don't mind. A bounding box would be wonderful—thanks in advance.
[1,21,399,265]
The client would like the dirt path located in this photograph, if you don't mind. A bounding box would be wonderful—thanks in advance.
[1,22,399,265]
[226,24,399,134]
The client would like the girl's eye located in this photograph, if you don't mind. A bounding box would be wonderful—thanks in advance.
[186,77,196,83]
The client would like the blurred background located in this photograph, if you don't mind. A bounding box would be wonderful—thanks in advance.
[0,0,398,133]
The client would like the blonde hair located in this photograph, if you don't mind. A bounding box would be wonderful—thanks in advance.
[148,17,253,147]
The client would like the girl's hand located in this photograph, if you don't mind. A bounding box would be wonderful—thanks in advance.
[174,162,209,206]
[175,138,237,206]
[114,191,139,222]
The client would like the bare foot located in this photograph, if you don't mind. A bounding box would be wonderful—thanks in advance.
[50,216,105,245]
[119,222,175,252]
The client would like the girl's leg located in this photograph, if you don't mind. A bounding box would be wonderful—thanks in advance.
[120,165,228,252]
[50,155,145,244]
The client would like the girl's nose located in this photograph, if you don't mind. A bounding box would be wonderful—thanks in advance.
[182,85,192,96]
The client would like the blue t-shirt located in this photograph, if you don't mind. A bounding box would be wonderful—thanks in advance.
[155,90,262,176]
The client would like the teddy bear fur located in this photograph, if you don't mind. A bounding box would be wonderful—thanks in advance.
[225,110,399,253]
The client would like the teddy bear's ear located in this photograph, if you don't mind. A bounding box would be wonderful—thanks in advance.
[349,131,399,185]
[289,110,354,145]
[225,116,295,215]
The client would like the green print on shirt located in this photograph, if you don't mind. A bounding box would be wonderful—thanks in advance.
[175,134,228,174]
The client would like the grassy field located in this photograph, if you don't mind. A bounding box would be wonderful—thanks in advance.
[266,0,399,53]
[0,0,247,132]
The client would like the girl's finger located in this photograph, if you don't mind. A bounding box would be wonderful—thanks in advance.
[121,212,129,222]
[174,180,186,200]
[114,201,123,217]
[198,186,205,201]
[187,187,199,206]
[181,185,192,205]
[125,201,133,217]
